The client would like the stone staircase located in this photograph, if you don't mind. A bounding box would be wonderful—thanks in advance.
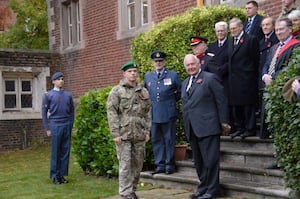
[140,136,297,199]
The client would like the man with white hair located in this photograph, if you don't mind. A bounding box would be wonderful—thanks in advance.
[206,21,229,82]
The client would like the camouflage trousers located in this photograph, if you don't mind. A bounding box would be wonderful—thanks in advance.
[116,140,146,197]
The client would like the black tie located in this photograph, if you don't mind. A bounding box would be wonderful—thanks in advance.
[187,76,196,95]
[234,37,238,45]
[158,72,161,79]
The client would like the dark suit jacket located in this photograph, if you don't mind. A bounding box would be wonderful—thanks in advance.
[258,32,278,89]
[206,38,229,81]
[244,15,264,41]
[181,71,229,140]
[228,32,260,105]
[262,38,300,79]
[144,69,182,123]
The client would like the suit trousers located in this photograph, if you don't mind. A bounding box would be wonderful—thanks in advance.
[230,104,256,133]
[50,123,72,179]
[189,130,220,196]
[151,121,176,171]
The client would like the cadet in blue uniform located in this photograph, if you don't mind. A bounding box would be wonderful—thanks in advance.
[42,72,74,185]
[144,51,182,175]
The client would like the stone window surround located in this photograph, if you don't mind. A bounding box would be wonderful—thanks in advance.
[117,0,153,40]
[0,66,49,120]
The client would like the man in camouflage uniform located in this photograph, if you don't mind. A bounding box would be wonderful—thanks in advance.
[107,61,151,199]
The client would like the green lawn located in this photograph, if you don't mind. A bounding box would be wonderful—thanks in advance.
[0,145,120,199]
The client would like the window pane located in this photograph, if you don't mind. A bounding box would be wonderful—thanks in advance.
[142,1,148,24]
[5,94,16,108]
[76,2,81,42]
[5,80,15,91]
[68,5,73,44]
[129,5,135,28]
[22,81,31,91]
[21,94,32,108]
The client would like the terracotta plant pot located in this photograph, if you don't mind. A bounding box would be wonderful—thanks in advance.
[175,144,187,161]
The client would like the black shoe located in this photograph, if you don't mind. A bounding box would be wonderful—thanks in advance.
[265,163,279,169]
[165,170,174,175]
[59,176,68,183]
[53,177,61,185]
[190,189,206,199]
[230,130,243,139]
[241,131,256,139]
[151,169,165,175]
[196,193,213,199]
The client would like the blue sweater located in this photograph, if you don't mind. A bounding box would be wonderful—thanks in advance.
[42,89,74,130]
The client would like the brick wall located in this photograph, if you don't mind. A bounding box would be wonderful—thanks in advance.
[0,49,60,151]
[0,120,49,150]
[48,0,285,99]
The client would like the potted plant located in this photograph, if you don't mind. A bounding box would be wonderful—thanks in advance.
[175,102,188,161]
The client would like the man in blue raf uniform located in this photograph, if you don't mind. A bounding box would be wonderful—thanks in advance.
[144,50,182,175]
[42,72,74,185]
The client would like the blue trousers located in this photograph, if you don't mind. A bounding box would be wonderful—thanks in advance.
[50,123,72,179]
[151,121,176,171]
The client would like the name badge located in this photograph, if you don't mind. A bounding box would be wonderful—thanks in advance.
[164,78,172,85]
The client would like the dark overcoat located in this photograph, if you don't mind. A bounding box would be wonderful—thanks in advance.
[227,33,260,105]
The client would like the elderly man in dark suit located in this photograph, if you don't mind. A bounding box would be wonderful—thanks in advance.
[228,18,260,139]
[144,50,182,175]
[244,0,264,41]
[262,18,300,86]
[258,17,278,139]
[206,21,229,81]
[182,54,230,199]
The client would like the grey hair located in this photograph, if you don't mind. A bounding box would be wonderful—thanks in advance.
[229,18,243,27]
[215,21,228,31]
[288,9,300,20]
[183,54,199,67]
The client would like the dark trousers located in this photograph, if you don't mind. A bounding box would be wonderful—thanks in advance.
[260,91,271,139]
[151,121,176,171]
[50,123,72,179]
[189,131,220,196]
[230,104,256,133]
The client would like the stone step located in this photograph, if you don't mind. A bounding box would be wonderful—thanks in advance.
[220,147,276,168]
[220,136,274,151]
[140,171,295,199]
[175,160,284,186]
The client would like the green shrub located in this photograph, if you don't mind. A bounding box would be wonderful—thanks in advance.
[131,5,245,146]
[265,48,300,192]
[72,87,118,177]
[131,5,246,81]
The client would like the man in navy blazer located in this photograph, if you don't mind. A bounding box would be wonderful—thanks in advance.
[244,1,264,41]
[182,54,230,199]
[228,18,260,139]
[258,17,278,139]
[144,50,182,175]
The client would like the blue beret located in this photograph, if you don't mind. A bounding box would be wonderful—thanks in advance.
[51,72,63,80]
[121,61,138,71]
[151,50,166,61]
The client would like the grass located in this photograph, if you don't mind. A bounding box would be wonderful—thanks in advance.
[0,145,120,199]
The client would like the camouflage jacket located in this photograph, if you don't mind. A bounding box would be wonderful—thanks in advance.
[107,79,151,141]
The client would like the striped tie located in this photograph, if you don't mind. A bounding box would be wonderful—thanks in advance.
[245,18,252,33]
[268,43,284,76]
